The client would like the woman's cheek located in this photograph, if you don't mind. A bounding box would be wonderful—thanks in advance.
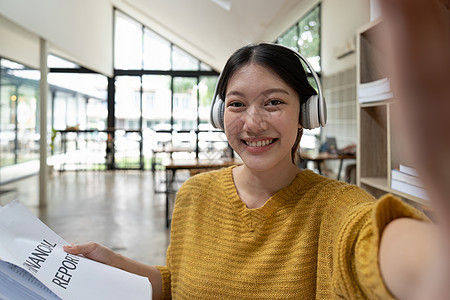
[224,116,245,151]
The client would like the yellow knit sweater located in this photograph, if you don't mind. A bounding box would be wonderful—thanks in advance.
[156,167,427,299]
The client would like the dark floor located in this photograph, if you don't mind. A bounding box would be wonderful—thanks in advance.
[0,170,174,266]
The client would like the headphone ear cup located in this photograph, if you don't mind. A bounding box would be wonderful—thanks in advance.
[300,101,310,129]
[318,94,327,127]
[211,98,225,130]
[301,95,320,129]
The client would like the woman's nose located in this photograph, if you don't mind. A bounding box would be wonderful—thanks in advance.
[242,107,269,133]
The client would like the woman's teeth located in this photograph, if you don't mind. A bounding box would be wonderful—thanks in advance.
[244,139,275,147]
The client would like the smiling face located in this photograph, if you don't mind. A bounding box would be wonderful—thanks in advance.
[224,63,301,173]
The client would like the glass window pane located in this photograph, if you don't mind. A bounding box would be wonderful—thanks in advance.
[0,84,15,131]
[86,98,107,130]
[48,73,107,103]
[1,58,41,168]
[142,75,172,151]
[2,61,40,82]
[172,46,199,70]
[0,83,17,167]
[198,76,218,131]
[51,93,85,130]
[143,29,171,70]
[173,77,197,132]
[66,96,78,128]
[53,92,67,130]
[200,62,212,71]
[197,76,228,158]
[15,85,39,164]
[277,25,298,51]
[142,75,171,127]
[48,54,79,68]
[77,95,87,129]
[298,5,321,72]
[115,76,142,130]
[114,11,143,70]
[48,72,107,131]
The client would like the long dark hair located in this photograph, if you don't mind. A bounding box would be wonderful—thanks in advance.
[217,43,317,163]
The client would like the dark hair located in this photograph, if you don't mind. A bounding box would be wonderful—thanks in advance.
[217,43,317,163]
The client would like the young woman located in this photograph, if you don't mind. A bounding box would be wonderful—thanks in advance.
[65,1,450,298]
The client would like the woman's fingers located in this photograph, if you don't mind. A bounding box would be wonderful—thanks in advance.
[63,242,115,266]
[63,242,97,255]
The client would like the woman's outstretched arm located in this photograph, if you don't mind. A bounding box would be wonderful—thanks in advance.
[378,0,450,299]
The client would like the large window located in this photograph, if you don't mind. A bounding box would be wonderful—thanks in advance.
[47,57,108,172]
[0,56,108,178]
[114,11,203,72]
[0,59,40,168]
[48,72,107,131]
[276,4,321,150]
[113,10,220,169]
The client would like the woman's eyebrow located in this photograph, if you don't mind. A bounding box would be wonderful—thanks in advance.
[261,88,290,96]
[225,90,246,98]
[226,88,290,98]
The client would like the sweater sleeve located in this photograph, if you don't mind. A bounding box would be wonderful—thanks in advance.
[332,193,429,299]
[155,245,172,299]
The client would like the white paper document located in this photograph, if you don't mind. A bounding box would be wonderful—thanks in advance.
[0,200,152,300]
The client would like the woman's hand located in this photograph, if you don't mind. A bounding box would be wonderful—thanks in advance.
[63,242,119,267]
[64,242,163,299]
[379,0,450,213]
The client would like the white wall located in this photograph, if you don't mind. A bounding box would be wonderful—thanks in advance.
[0,14,40,68]
[321,0,370,75]
[0,0,113,76]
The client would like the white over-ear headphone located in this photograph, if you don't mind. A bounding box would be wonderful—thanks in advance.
[210,45,326,130]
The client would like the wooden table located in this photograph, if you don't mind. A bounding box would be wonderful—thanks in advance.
[300,152,356,180]
[151,146,194,173]
[163,158,241,227]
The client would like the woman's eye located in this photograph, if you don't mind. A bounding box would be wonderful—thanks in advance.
[266,99,283,106]
[228,102,244,108]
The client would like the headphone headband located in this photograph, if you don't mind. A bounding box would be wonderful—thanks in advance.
[210,43,326,130]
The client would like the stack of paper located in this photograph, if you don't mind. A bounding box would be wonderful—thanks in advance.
[0,200,152,300]
[391,165,429,201]
[358,77,393,103]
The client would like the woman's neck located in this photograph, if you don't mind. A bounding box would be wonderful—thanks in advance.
[232,163,300,209]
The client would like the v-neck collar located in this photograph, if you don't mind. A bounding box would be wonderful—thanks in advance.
[221,166,303,231]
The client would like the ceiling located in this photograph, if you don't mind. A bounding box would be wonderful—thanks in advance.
[120,0,312,71]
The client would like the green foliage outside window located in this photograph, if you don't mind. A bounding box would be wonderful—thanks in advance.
[199,77,217,107]
[276,4,321,72]
[297,5,320,63]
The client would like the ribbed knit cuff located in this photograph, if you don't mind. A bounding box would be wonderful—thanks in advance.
[367,194,429,298]
[154,265,171,299]
[374,194,429,235]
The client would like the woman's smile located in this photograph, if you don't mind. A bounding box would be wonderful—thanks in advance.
[241,137,278,153]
